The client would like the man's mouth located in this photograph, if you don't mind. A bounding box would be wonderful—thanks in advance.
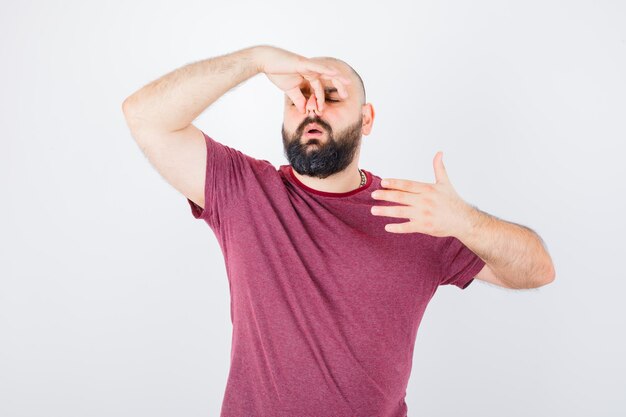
[304,122,326,135]
[304,123,326,138]
[304,129,323,137]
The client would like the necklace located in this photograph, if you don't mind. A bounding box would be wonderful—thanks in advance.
[358,168,366,187]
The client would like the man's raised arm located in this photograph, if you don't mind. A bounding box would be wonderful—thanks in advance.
[120,46,266,211]
[122,45,263,132]
[120,45,350,212]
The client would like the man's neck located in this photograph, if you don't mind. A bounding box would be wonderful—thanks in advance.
[291,161,364,194]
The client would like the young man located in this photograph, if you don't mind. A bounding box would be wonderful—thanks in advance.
[122,44,555,417]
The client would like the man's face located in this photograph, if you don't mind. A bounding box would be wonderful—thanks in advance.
[281,69,364,179]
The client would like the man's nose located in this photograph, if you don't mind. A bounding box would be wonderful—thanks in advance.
[304,92,322,115]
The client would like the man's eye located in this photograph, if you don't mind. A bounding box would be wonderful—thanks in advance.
[289,98,340,106]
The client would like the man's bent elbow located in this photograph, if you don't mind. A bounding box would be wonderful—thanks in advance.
[536,265,556,288]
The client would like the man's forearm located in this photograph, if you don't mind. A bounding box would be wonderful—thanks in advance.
[457,205,555,289]
[122,45,263,132]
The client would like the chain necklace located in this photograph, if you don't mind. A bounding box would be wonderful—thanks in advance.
[358,168,366,187]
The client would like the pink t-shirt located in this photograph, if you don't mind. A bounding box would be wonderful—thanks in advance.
[187,130,485,417]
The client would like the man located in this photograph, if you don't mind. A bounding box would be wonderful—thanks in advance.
[122,45,555,417]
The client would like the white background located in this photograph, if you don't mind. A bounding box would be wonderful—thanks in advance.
[2,0,625,416]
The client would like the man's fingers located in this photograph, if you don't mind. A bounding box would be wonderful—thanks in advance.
[307,77,326,112]
[286,87,306,114]
[324,75,350,99]
[293,61,354,112]
[303,61,352,103]
[319,73,351,99]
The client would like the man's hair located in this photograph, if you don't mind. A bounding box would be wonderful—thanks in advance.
[313,56,366,105]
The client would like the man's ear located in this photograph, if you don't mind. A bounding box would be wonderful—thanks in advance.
[362,103,375,135]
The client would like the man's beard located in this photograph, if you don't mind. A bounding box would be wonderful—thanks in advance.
[281,114,363,179]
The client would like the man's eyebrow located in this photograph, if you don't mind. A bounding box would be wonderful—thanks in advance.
[298,86,340,94]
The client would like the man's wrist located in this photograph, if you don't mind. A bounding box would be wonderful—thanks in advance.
[456,202,484,242]
[249,45,268,74]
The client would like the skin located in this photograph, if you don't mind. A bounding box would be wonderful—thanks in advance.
[280,58,376,193]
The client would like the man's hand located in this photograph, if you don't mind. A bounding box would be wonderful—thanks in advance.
[369,151,474,238]
[256,45,352,113]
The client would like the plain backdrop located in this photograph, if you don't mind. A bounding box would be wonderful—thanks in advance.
[2,0,625,416]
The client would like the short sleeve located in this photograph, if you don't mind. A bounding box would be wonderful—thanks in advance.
[439,236,486,290]
[186,130,260,228]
